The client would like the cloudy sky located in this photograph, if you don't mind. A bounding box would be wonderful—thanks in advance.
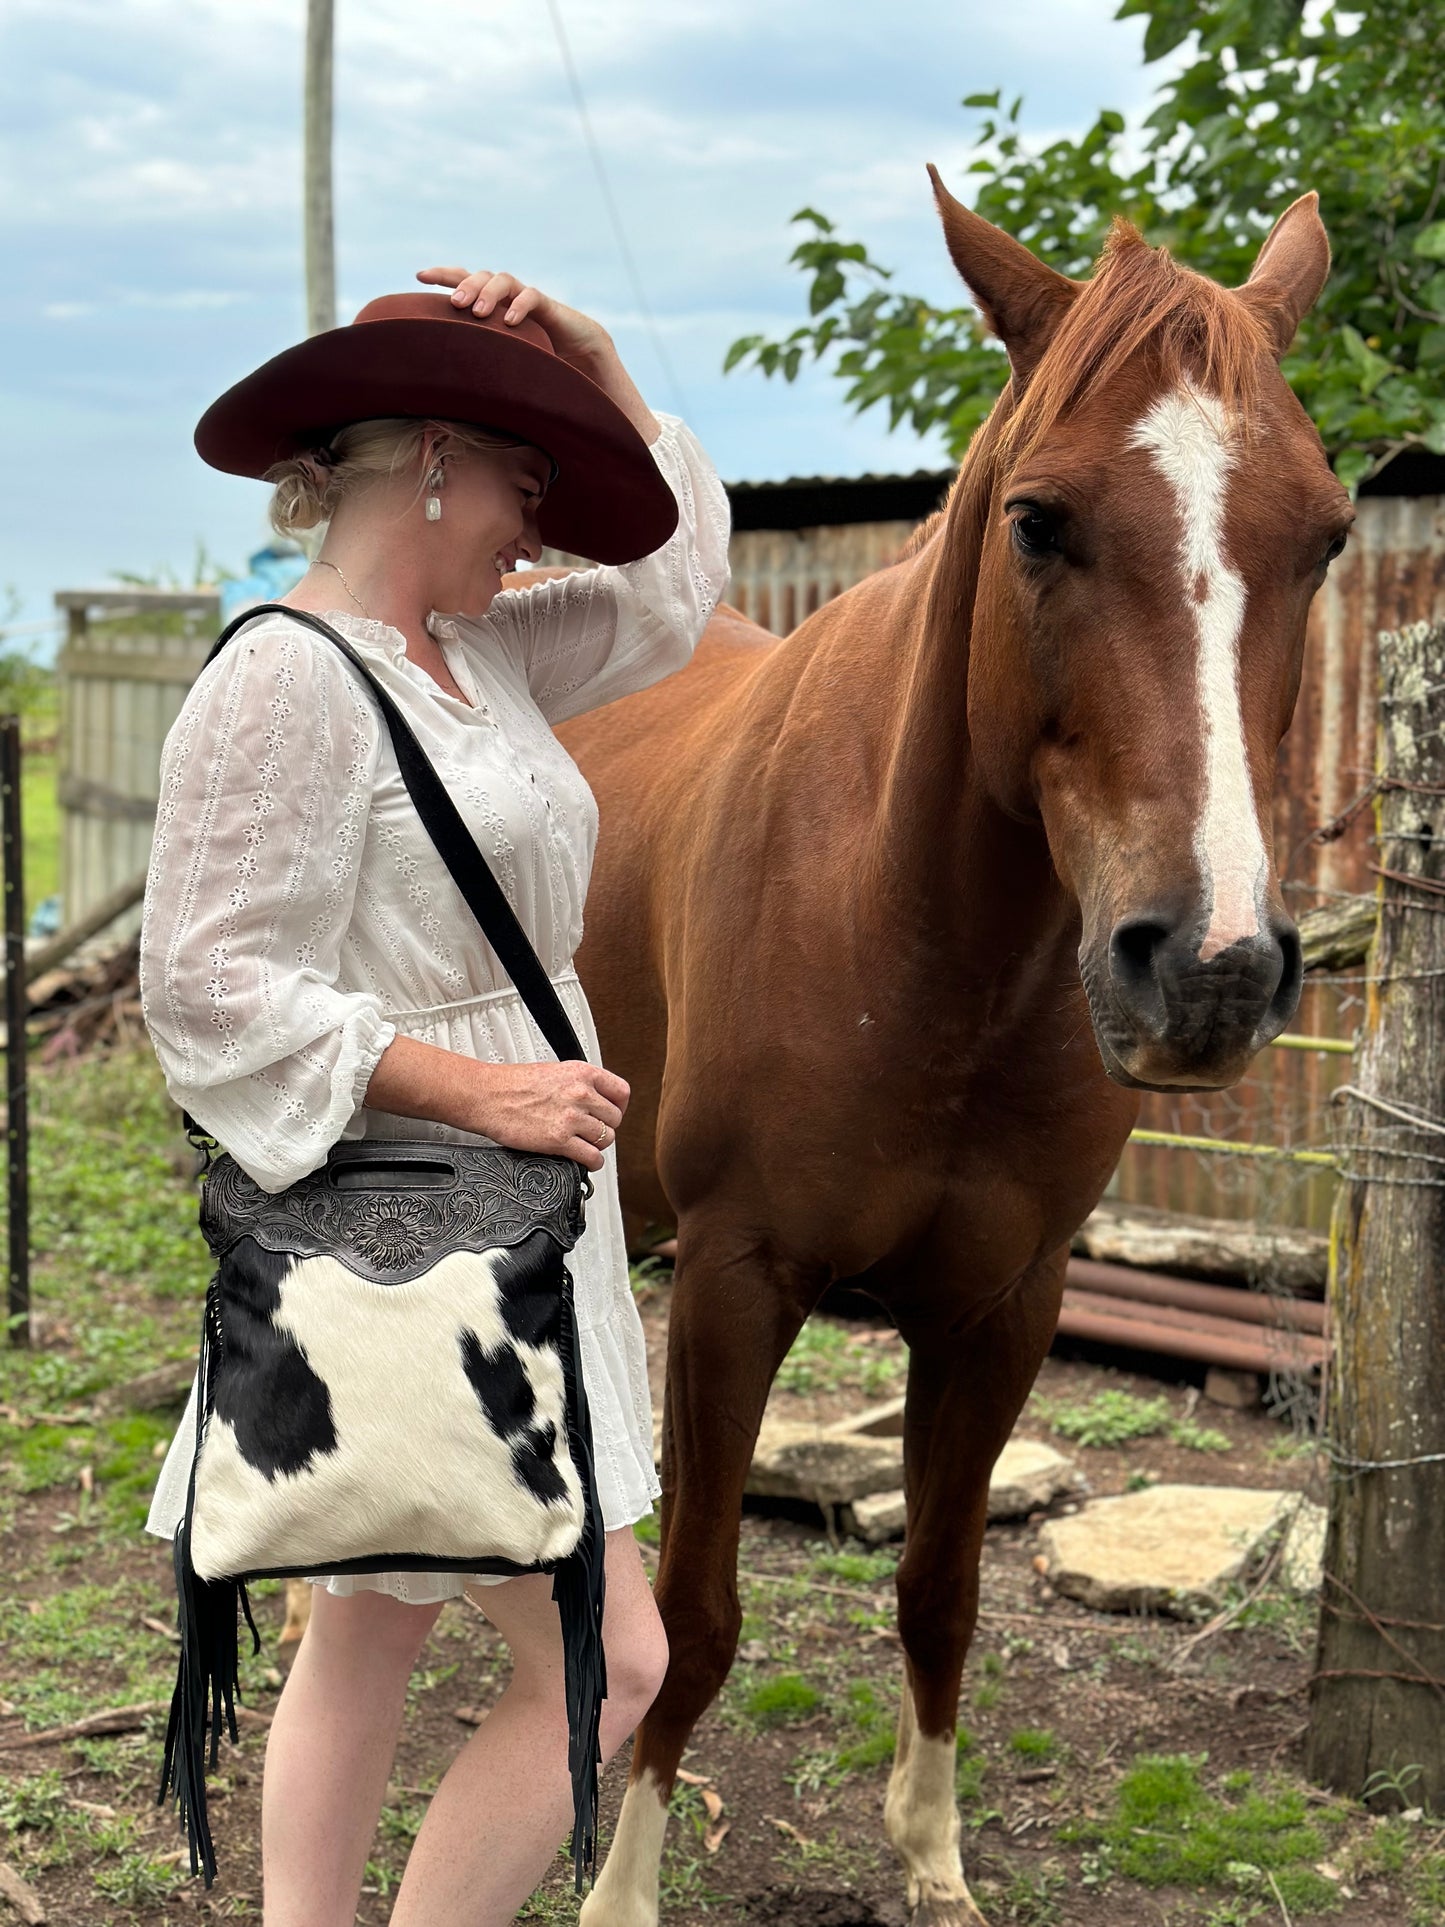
[1,0,1165,644]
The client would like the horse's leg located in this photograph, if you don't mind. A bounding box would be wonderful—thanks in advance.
[581,1227,814,1927]
[884,1251,1066,1927]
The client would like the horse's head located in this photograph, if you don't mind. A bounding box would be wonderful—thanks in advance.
[930,169,1353,1092]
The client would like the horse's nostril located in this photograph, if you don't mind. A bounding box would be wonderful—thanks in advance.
[1265,918,1303,1030]
[1109,916,1170,990]
[1108,916,1172,1035]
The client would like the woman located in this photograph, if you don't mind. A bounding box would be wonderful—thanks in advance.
[140,266,731,1926]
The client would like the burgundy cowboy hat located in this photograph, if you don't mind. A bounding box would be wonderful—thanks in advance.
[194,293,678,566]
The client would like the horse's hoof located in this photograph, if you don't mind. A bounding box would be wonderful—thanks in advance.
[910,1890,989,1927]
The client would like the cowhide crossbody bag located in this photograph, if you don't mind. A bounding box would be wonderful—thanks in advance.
[160,606,606,1890]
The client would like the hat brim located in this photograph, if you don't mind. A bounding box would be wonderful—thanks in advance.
[194,317,678,566]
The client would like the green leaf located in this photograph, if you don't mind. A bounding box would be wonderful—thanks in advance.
[721,335,759,374]
[1333,446,1375,492]
[962,90,1000,109]
[1412,221,1445,261]
[1422,420,1445,455]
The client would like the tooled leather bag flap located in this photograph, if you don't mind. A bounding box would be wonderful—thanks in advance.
[199,1142,587,1284]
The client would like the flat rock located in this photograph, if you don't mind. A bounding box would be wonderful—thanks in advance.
[1278,1497,1328,1594]
[1039,1484,1291,1616]
[988,1438,1080,1519]
[848,1440,1079,1544]
[747,1421,905,1505]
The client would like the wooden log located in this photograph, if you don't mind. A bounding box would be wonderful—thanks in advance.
[21,873,147,983]
[1308,620,1445,1809]
[0,1861,47,1925]
[1297,894,1377,975]
[1071,1198,1327,1294]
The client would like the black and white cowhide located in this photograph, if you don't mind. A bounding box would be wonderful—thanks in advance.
[189,1227,585,1581]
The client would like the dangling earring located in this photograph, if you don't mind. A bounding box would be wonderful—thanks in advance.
[425,459,445,522]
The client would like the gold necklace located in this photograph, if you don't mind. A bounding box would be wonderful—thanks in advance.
[316,556,374,620]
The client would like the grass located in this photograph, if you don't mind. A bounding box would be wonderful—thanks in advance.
[787,1679,898,1793]
[773,1317,903,1400]
[0,1048,205,1544]
[1064,1754,1345,1914]
[1042,1390,1229,1452]
[1008,1727,1058,1762]
[743,1672,820,1729]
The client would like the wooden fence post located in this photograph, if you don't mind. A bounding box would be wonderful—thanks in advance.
[1307,619,1445,1809]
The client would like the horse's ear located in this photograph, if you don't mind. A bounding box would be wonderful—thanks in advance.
[1239,192,1331,357]
[928,163,1077,383]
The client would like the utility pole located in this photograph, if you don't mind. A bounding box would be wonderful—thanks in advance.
[304,0,336,336]
[1307,618,1445,1810]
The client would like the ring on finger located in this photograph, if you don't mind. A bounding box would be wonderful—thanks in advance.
[595,1121,613,1148]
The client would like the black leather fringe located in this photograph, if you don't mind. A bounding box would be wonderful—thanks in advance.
[157,1275,259,1885]
[555,1263,608,1891]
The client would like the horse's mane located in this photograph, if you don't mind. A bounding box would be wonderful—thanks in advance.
[882,221,1269,577]
[1002,218,1270,463]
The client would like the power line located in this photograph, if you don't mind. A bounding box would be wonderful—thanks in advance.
[543,0,690,419]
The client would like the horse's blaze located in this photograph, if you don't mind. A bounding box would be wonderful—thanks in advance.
[1128,380,1266,963]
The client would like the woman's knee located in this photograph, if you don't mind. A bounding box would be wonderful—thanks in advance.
[605,1606,670,1726]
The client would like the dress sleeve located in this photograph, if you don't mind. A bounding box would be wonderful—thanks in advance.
[139,616,396,1193]
[474,412,732,725]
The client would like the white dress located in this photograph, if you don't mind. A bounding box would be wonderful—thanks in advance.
[141,412,730,1603]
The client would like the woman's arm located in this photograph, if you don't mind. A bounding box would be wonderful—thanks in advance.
[364,1035,628,1173]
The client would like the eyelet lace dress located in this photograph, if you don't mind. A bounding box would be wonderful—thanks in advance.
[140,414,730,1604]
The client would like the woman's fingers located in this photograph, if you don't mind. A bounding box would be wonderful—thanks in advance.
[566,1133,607,1172]
[503,285,545,326]
[414,268,558,329]
[589,1066,631,1113]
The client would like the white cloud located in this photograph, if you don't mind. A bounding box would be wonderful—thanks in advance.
[2,0,1166,629]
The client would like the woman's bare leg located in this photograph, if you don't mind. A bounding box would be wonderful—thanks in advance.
[261,1586,442,1927]
[388,1528,668,1927]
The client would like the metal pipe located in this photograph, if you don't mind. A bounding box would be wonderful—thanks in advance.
[1066,1257,1328,1334]
[1056,1300,1328,1375]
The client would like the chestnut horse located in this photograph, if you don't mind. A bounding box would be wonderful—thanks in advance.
[566,173,1351,1927]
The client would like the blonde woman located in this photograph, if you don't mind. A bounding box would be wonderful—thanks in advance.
[140,268,730,1926]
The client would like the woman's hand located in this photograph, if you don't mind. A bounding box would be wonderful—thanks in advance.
[363,1036,629,1173]
[415,266,660,443]
[471,1059,630,1172]
[418,266,610,365]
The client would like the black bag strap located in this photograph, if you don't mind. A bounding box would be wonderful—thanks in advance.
[203,602,585,1065]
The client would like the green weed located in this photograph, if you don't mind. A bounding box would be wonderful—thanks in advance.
[1041,1390,1230,1452]
[1413,1851,1445,1927]
[1169,1418,1232,1453]
[93,1850,182,1903]
[774,1319,903,1399]
[1008,1727,1058,1762]
[743,1672,820,1729]
[1065,1755,1342,1912]
[0,1767,67,1833]
[813,1546,897,1585]
[992,1865,1066,1925]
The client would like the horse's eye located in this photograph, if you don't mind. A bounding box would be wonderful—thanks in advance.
[1322,533,1348,568]
[1010,507,1060,558]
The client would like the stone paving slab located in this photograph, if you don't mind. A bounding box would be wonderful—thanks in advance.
[1039,1483,1292,1616]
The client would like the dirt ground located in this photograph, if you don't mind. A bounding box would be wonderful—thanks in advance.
[3,1268,1441,1927]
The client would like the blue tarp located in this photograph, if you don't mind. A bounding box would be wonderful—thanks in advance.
[220,541,310,622]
